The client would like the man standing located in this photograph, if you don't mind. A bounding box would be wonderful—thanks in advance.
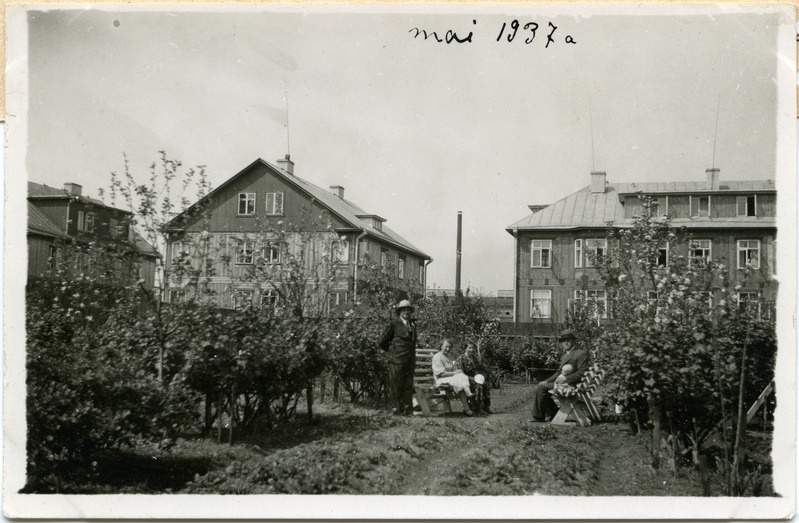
[378,299,417,416]
[530,329,591,422]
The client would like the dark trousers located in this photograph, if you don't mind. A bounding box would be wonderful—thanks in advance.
[469,383,491,412]
[388,358,415,414]
[531,382,557,420]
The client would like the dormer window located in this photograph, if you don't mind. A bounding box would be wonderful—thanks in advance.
[690,195,710,218]
[357,214,386,231]
[77,211,95,233]
[737,195,756,217]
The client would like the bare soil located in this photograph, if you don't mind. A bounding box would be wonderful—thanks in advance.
[51,383,774,496]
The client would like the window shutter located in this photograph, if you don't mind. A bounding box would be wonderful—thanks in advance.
[690,197,698,217]
[276,192,284,214]
[265,194,273,215]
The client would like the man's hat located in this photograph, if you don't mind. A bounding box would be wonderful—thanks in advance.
[395,299,414,313]
[558,329,577,341]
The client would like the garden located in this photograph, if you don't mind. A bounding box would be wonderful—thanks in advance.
[23,157,778,497]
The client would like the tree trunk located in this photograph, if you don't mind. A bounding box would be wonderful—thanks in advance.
[216,394,223,443]
[204,393,212,436]
[649,397,661,469]
[306,380,314,424]
[228,386,235,445]
[732,332,750,493]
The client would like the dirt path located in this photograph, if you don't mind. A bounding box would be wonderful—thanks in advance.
[398,386,535,495]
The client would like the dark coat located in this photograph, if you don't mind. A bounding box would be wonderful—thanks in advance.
[378,317,417,365]
[546,346,591,386]
[457,351,486,377]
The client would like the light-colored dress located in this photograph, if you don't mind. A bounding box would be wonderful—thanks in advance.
[431,351,472,395]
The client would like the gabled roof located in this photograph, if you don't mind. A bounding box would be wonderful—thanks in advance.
[168,158,431,260]
[132,232,159,258]
[28,181,131,213]
[507,180,777,233]
[28,181,158,257]
[27,202,68,239]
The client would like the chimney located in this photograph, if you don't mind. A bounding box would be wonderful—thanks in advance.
[329,185,345,199]
[590,171,607,194]
[528,205,547,214]
[277,154,294,175]
[63,182,82,197]
[706,168,720,191]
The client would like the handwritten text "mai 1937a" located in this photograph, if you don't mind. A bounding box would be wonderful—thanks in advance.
[409,19,577,48]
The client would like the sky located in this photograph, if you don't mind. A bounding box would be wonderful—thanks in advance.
[19,4,791,294]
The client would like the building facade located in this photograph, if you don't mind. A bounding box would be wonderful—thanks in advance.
[27,181,158,287]
[165,156,431,310]
[506,169,777,329]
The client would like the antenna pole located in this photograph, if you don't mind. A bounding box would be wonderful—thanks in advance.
[589,96,596,172]
[284,79,291,155]
[711,94,721,169]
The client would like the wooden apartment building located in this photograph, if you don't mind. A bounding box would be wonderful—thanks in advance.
[505,169,777,331]
[165,156,431,310]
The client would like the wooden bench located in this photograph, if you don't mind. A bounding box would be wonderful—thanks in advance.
[550,364,605,426]
[413,348,455,416]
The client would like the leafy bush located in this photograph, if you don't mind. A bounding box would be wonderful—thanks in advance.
[25,277,200,492]
[327,317,388,403]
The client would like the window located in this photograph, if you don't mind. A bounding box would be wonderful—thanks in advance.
[655,243,668,268]
[736,291,760,314]
[574,239,583,268]
[419,261,425,282]
[48,245,58,270]
[330,291,348,308]
[737,240,760,269]
[584,239,606,268]
[234,289,254,310]
[654,196,668,217]
[690,196,710,218]
[171,241,190,264]
[265,192,284,215]
[236,241,255,265]
[260,289,278,308]
[332,239,350,264]
[398,255,406,279]
[646,290,659,302]
[238,193,256,215]
[574,290,607,318]
[530,240,552,268]
[530,290,552,318]
[108,218,125,238]
[690,240,712,265]
[737,195,757,217]
[169,289,187,303]
[380,248,389,268]
[372,219,382,231]
[262,243,281,264]
[77,211,95,233]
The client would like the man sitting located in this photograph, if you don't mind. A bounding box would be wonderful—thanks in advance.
[530,329,590,422]
[432,339,474,417]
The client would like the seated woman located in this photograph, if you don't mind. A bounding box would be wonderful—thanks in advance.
[431,339,474,416]
[457,341,493,414]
